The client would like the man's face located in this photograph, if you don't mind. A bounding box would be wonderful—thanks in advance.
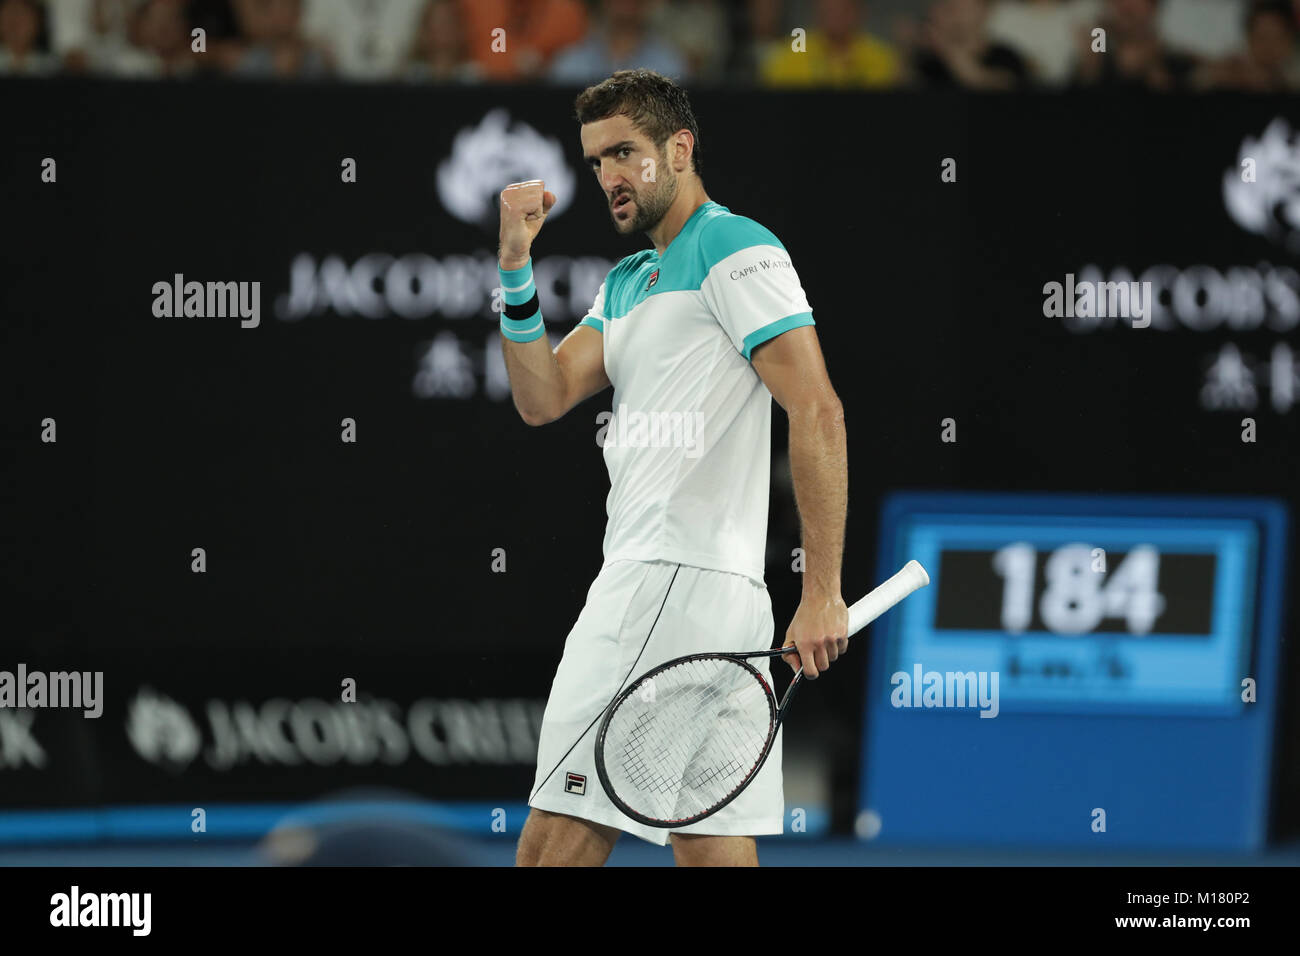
[581,114,680,236]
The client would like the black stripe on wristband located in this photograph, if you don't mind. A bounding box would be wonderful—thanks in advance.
[503,291,540,321]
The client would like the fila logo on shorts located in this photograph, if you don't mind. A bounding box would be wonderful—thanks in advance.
[565,772,587,795]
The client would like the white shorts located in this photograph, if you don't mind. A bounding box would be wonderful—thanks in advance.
[528,559,785,846]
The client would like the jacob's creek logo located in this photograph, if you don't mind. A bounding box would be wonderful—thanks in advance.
[0,710,44,769]
[437,108,575,229]
[50,887,151,936]
[276,252,612,322]
[1224,117,1300,253]
[125,689,546,771]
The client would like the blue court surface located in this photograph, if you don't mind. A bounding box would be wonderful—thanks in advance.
[3,838,1298,867]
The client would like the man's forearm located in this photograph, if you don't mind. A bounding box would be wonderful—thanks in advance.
[498,254,565,425]
[787,397,848,598]
[502,333,566,425]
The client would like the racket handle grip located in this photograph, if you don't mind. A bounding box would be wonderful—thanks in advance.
[847,560,930,637]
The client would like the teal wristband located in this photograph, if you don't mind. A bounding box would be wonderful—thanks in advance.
[499,260,535,305]
[499,259,545,342]
[501,310,546,342]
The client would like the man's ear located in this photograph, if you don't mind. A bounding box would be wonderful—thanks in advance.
[674,130,695,172]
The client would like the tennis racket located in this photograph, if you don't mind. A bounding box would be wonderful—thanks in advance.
[594,559,930,828]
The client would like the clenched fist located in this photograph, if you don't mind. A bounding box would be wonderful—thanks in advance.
[499,180,557,270]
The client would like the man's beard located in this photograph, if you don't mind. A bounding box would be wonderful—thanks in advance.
[612,170,678,234]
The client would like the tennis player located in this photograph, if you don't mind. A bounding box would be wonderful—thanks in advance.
[498,70,848,866]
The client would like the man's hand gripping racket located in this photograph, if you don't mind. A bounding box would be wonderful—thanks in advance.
[594,560,930,828]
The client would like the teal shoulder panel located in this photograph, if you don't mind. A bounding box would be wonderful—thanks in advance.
[604,249,659,319]
[636,202,785,296]
[696,211,787,275]
[599,204,791,309]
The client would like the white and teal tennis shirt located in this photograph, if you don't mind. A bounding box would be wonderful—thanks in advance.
[577,200,815,585]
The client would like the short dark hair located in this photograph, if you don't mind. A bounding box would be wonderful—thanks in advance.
[574,69,703,176]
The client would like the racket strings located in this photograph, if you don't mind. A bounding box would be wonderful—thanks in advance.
[603,657,773,823]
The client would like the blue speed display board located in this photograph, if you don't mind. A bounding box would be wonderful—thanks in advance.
[859,492,1288,851]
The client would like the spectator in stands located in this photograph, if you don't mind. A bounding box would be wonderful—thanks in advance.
[458,0,589,82]
[1288,0,1300,79]
[187,0,244,73]
[759,0,901,88]
[910,0,1032,88]
[99,0,195,77]
[46,0,132,73]
[654,0,732,82]
[549,0,687,84]
[229,0,328,78]
[1071,0,1197,89]
[1197,0,1298,90]
[404,0,483,83]
[0,0,57,74]
[986,0,1102,85]
[1158,0,1246,60]
[301,0,422,81]
[737,0,784,80]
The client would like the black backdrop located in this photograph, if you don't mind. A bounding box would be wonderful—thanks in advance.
[3,79,1297,838]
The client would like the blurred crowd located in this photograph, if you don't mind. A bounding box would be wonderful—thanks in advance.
[2,0,1299,91]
